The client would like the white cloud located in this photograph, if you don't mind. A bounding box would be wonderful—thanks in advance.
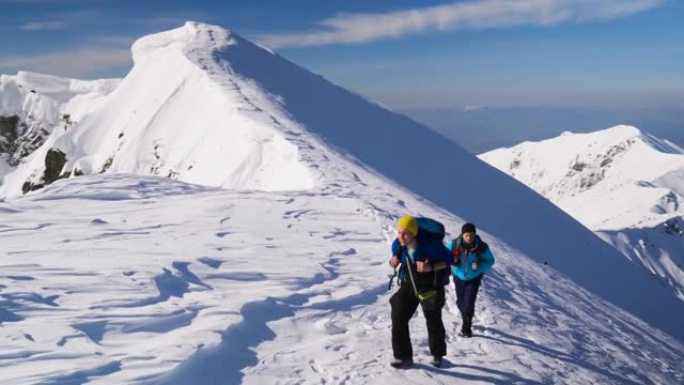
[18,10,101,31]
[0,47,131,79]
[464,105,485,111]
[20,20,69,31]
[258,0,663,48]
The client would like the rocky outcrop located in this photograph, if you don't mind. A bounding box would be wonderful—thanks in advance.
[21,149,68,193]
[0,114,56,167]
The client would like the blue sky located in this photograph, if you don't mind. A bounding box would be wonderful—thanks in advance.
[1,0,682,109]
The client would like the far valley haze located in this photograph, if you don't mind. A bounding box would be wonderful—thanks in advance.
[404,106,684,154]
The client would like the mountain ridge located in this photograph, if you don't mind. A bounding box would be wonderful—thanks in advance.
[0,20,682,347]
[0,21,682,384]
[480,125,684,300]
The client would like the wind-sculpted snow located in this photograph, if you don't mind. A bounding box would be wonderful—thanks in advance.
[0,175,681,384]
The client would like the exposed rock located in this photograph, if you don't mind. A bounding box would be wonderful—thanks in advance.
[0,114,53,167]
[571,161,587,172]
[0,115,20,153]
[664,218,683,236]
[44,149,67,183]
[100,156,114,173]
[21,149,69,193]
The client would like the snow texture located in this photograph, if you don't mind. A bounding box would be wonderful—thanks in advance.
[0,22,682,384]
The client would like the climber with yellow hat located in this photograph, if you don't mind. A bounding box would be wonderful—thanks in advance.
[388,215,451,368]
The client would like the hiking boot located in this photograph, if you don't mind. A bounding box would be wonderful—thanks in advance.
[460,316,473,337]
[430,356,443,367]
[390,357,413,369]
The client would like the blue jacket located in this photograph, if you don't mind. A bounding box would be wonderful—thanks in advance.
[446,235,495,281]
[391,238,451,286]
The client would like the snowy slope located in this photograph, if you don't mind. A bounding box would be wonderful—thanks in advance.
[0,174,682,385]
[0,27,312,195]
[480,126,684,300]
[0,21,683,384]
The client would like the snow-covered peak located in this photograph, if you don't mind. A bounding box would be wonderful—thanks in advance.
[562,124,682,155]
[131,21,237,65]
[480,126,684,301]
[481,125,684,220]
[1,21,314,195]
[598,123,640,137]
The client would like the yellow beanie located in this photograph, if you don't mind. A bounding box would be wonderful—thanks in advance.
[396,215,418,235]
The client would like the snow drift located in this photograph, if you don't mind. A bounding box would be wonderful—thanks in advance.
[0,174,680,384]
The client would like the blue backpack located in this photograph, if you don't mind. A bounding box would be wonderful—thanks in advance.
[414,217,452,265]
[391,217,452,285]
[416,217,446,246]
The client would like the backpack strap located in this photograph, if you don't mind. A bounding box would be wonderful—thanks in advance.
[452,238,461,265]
[397,245,416,280]
[474,240,488,264]
[453,237,484,264]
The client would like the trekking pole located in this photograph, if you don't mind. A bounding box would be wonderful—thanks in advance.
[388,267,397,291]
[405,257,421,298]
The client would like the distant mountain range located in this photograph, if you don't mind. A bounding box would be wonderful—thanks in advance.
[480,125,684,300]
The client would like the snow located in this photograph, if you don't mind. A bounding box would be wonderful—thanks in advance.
[479,125,684,229]
[480,125,684,300]
[0,71,119,182]
[0,21,683,384]
[1,174,682,384]
[0,71,119,123]
[1,23,313,194]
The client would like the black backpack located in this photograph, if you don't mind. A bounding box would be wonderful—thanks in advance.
[451,235,486,266]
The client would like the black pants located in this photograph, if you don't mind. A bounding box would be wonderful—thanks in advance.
[390,281,446,359]
[454,274,483,320]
